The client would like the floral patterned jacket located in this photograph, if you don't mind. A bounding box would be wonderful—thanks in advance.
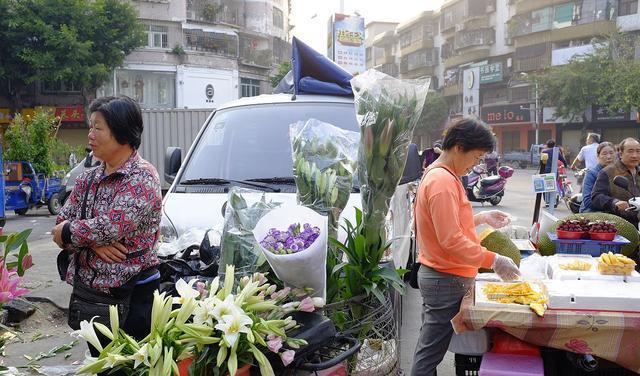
[56,151,161,289]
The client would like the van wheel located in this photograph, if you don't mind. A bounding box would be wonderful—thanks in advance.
[14,208,28,215]
[518,161,528,169]
[48,193,61,215]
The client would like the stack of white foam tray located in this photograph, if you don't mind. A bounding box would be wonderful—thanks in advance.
[546,279,640,312]
[547,254,640,282]
[474,280,544,311]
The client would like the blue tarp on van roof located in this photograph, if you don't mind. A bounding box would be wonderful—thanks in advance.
[275,37,354,96]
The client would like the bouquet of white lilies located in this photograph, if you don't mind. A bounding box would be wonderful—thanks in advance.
[74,265,324,376]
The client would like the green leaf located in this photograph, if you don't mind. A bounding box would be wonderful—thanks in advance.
[17,242,29,276]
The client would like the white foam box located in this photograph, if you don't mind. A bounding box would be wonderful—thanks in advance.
[547,254,640,283]
[474,280,546,312]
[546,279,640,312]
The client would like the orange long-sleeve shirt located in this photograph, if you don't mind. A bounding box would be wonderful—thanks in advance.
[416,163,496,278]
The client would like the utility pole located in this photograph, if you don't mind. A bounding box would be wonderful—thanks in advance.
[534,79,540,145]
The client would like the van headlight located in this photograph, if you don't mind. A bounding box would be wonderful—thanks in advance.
[160,215,178,243]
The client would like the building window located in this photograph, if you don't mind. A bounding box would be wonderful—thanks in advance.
[273,7,284,29]
[184,29,238,56]
[240,78,260,97]
[619,0,638,15]
[114,70,175,108]
[41,79,81,94]
[147,25,168,48]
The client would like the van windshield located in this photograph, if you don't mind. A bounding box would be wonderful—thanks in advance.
[179,102,359,182]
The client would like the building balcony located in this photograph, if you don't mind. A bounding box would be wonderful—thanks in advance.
[617,13,640,32]
[374,54,395,67]
[454,28,494,51]
[400,38,435,56]
[514,0,556,15]
[375,63,399,77]
[186,1,241,26]
[183,29,238,57]
[551,44,595,66]
[513,20,617,48]
[443,48,491,69]
[239,48,272,68]
[514,52,550,72]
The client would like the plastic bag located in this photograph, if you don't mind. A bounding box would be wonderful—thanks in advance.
[220,187,281,281]
[158,228,209,257]
[497,225,530,240]
[290,118,359,236]
[519,253,549,280]
[350,69,429,249]
[253,205,328,299]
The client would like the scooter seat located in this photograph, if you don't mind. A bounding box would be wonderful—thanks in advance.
[480,176,501,187]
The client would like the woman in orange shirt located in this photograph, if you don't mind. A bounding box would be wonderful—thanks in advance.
[411,118,520,376]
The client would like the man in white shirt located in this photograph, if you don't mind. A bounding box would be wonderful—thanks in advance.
[571,133,600,170]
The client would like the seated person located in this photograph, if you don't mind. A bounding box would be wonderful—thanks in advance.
[591,138,640,227]
[580,142,615,213]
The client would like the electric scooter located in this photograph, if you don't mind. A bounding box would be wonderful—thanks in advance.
[461,165,514,206]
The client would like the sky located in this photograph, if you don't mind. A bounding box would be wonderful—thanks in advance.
[291,0,445,55]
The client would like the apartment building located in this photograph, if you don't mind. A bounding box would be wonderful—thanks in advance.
[365,0,640,155]
[0,0,291,147]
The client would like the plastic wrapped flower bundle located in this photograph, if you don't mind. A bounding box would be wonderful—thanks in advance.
[74,264,325,376]
[254,205,328,299]
[260,223,321,255]
[350,69,429,255]
[289,119,358,239]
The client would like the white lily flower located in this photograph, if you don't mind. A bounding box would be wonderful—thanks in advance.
[215,311,253,348]
[109,305,119,336]
[175,278,200,304]
[193,300,215,326]
[131,343,151,369]
[176,297,197,325]
[104,352,128,368]
[312,297,325,308]
[208,276,220,298]
[212,294,241,321]
[72,317,103,352]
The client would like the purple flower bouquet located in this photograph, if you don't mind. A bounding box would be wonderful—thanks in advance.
[253,205,328,299]
[260,223,321,255]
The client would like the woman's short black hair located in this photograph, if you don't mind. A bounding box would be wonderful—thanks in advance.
[442,118,495,153]
[89,96,143,149]
[546,139,556,148]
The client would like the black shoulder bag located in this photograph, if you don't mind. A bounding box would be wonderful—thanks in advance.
[67,170,139,330]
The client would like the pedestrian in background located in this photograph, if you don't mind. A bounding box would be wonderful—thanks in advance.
[411,118,520,376]
[422,140,443,170]
[571,133,600,170]
[580,142,615,212]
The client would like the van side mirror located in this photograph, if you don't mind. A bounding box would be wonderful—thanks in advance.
[165,147,182,184]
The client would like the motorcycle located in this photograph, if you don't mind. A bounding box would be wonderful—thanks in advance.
[461,164,514,206]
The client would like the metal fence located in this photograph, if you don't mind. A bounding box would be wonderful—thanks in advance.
[139,108,212,189]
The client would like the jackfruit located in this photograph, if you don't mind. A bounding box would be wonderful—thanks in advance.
[538,213,639,256]
[478,229,521,273]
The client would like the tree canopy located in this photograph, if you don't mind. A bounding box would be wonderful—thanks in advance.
[0,0,145,110]
[535,32,640,126]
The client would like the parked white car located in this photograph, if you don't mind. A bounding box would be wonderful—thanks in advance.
[161,93,418,269]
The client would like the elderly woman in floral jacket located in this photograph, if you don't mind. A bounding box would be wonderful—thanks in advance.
[51,96,162,354]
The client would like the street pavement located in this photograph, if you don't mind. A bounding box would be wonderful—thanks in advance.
[0,168,577,374]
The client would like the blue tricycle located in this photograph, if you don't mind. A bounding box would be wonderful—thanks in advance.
[3,160,62,217]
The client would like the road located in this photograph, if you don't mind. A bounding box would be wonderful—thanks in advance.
[0,167,575,374]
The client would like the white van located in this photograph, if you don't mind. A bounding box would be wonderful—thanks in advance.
[160,93,418,269]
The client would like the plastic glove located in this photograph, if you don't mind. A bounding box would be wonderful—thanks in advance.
[492,255,521,282]
[482,210,511,229]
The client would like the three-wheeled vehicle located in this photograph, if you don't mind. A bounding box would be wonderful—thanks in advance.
[4,161,62,216]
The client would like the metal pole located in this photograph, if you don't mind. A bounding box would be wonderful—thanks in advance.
[535,80,540,145]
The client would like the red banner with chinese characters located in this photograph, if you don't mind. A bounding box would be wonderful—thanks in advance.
[55,106,85,122]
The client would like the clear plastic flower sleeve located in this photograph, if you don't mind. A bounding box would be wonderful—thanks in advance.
[253,205,328,299]
[289,118,359,237]
[350,69,430,249]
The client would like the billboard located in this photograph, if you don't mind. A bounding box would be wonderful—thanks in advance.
[327,13,365,74]
[462,67,480,118]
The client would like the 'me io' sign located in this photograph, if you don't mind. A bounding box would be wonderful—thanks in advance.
[482,104,531,124]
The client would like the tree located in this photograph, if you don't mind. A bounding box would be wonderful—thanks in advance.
[419,91,449,133]
[270,61,291,88]
[534,32,640,131]
[3,110,59,175]
[0,0,145,113]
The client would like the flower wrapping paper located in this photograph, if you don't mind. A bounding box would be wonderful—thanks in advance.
[253,205,328,299]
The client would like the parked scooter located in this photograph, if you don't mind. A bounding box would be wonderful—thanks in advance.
[461,165,514,206]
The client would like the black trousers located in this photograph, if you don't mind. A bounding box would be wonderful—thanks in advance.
[87,279,160,373]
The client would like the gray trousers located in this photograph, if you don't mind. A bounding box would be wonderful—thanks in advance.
[411,265,474,376]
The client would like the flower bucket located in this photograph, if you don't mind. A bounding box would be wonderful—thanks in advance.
[178,358,251,376]
[253,205,328,299]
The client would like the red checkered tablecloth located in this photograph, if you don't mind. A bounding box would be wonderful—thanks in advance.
[452,287,640,373]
